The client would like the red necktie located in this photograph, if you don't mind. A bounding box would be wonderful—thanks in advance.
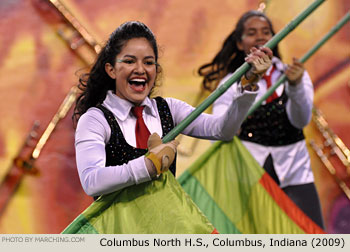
[263,65,278,104]
[132,106,151,149]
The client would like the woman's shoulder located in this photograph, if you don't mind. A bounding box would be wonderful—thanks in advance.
[150,96,183,105]
[219,73,234,86]
[77,107,108,128]
[154,96,194,116]
[85,106,106,118]
[162,97,189,107]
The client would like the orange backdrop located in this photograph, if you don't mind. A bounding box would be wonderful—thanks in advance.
[0,0,349,233]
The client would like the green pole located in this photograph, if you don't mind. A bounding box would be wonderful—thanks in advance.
[247,11,350,117]
[162,0,325,143]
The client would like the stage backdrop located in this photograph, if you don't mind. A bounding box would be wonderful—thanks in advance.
[0,0,349,233]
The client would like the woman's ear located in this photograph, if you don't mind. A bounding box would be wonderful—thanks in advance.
[105,63,116,79]
[236,40,243,51]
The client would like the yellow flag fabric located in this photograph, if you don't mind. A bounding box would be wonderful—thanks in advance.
[62,171,217,234]
[178,137,325,234]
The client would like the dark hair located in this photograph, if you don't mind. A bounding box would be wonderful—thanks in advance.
[198,11,281,91]
[73,21,161,124]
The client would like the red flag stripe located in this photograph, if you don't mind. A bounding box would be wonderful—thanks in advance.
[259,173,325,234]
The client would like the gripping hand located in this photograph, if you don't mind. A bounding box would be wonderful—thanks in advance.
[285,57,304,85]
[145,133,179,176]
[241,47,272,91]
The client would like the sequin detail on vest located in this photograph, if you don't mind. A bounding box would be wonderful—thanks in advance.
[238,91,304,146]
[96,96,177,175]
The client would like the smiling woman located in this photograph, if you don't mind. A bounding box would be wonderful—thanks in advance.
[104,37,157,105]
[198,10,324,229]
[72,20,272,200]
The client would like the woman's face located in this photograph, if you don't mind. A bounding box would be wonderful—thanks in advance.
[105,37,157,105]
[237,16,273,54]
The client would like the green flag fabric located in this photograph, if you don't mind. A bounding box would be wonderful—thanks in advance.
[63,136,325,234]
[62,171,217,234]
[178,137,325,234]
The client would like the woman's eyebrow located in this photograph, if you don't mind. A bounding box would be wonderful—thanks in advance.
[247,28,257,32]
[122,55,155,59]
[122,55,136,59]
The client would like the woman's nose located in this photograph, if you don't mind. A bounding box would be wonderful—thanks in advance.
[257,31,269,41]
[134,61,145,74]
[256,32,265,40]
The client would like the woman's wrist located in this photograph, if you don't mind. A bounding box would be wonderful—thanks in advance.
[241,71,259,92]
[242,83,258,92]
[145,157,157,179]
[245,70,257,80]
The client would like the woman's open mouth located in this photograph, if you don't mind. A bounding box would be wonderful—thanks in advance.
[129,78,147,92]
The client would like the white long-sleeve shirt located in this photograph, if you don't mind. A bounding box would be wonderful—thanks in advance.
[213,57,315,188]
[76,89,257,196]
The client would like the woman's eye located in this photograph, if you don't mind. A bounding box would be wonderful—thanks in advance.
[145,61,156,66]
[116,59,135,64]
[263,31,272,36]
[123,60,135,64]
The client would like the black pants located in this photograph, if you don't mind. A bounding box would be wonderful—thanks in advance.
[264,154,324,229]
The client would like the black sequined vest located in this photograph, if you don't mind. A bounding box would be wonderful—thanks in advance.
[238,90,304,146]
[96,97,177,175]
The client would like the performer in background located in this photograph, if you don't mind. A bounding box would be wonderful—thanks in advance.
[73,21,272,199]
[198,11,324,229]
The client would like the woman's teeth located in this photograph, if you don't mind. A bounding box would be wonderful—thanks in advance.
[129,79,146,86]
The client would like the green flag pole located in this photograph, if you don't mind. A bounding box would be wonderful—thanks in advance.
[162,0,325,143]
[247,11,350,117]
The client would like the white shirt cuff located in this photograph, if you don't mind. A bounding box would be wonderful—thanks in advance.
[131,156,152,184]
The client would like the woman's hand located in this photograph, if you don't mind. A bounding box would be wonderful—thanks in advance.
[241,47,273,91]
[245,47,273,77]
[145,133,179,178]
[285,57,304,86]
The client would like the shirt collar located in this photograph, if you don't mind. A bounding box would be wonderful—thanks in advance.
[103,90,157,121]
[139,96,158,118]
